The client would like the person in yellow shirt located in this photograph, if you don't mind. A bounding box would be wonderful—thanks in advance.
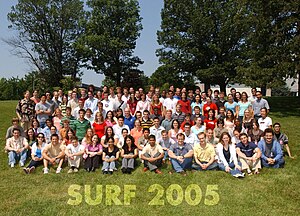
[192,132,218,171]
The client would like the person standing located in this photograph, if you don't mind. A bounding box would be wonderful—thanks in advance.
[16,90,36,131]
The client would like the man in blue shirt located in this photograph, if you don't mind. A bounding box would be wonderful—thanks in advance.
[258,128,285,168]
[124,108,135,130]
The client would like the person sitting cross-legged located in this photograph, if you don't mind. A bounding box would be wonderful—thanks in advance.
[140,135,164,174]
[236,133,262,175]
[168,133,194,176]
[42,134,65,174]
[192,132,218,171]
[258,128,285,168]
[6,128,29,168]
[65,136,85,173]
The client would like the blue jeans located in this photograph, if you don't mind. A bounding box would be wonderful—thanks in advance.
[163,150,169,160]
[192,161,218,171]
[8,150,27,165]
[218,162,243,176]
[170,157,193,173]
[102,156,116,171]
[261,158,285,168]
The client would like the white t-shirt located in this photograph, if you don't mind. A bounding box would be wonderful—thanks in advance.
[258,116,272,132]
[163,98,178,113]
[66,144,85,154]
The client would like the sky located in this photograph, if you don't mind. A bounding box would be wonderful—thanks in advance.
[0,0,163,85]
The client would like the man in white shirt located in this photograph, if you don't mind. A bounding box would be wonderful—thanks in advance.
[101,92,114,113]
[183,123,197,147]
[73,100,84,120]
[113,116,130,139]
[163,90,178,114]
[258,107,272,132]
[84,91,98,114]
[114,93,127,114]
[65,136,85,173]
[150,117,165,141]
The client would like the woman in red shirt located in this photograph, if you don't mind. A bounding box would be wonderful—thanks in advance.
[202,97,218,119]
[93,112,107,139]
[204,109,217,131]
[150,94,163,116]
[177,92,191,114]
[127,93,138,115]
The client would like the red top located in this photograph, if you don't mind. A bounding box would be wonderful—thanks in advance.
[180,119,194,130]
[177,100,191,114]
[204,118,217,130]
[127,99,138,115]
[150,102,163,115]
[92,121,107,139]
[203,103,218,118]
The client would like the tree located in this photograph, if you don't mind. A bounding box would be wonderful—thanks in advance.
[78,0,143,86]
[236,0,300,95]
[157,0,248,92]
[6,0,85,88]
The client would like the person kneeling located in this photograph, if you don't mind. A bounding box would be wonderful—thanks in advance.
[65,136,85,173]
[140,135,164,174]
[168,133,194,176]
[192,132,218,171]
[102,137,120,174]
[42,134,65,174]
[258,128,285,168]
[121,135,138,174]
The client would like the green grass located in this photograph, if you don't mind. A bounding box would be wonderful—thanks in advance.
[1,98,300,216]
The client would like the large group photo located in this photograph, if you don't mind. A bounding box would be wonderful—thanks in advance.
[0,0,299,215]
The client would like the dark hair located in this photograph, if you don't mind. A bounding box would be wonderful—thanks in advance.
[217,119,224,125]
[123,135,136,151]
[107,137,115,144]
[51,133,59,139]
[142,128,150,133]
[12,128,21,133]
[208,109,216,120]
[171,119,180,129]
[239,132,248,139]
[122,128,129,133]
[220,132,231,145]
[104,126,115,143]
[105,111,114,119]
[71,136,79,141]
[264,128,274,136]
[31,119,40,128]
[226,109,234,122]
[66,129,75,140]
[149,134,156,140]
[273,122,281,127]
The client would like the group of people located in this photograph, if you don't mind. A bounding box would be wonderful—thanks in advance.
[5,85,293,177]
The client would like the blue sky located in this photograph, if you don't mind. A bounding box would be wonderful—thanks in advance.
[0,0,163,85]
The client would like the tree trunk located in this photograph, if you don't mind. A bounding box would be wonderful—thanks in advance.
[116,70,121,87]
[298,70,300,97]
[261,85,267,96]
[204,81,211,92]
[219,82,227,95]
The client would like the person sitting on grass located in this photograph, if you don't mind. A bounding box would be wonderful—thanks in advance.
[216,132,244,178]
[158,130,175,163]
[258,128,285,168]
[5,128,29,168]
[273,122,294,158]
[23,132,46,174]
[121,135,138,174]
[236,133,261,175]
[65,136,85,174]
[140,135,164,174]
[5,117,25,139]
[84,134,103,172]
[102,137,120,174]
[168,133,194,176]
[42,134,65,174]
[192,132,218,171]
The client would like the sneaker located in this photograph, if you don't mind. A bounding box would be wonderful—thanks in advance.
[73,168,79,173]
[68,169,73,174]
[56,167,62,174]
[43,168,49,174]
[23,168,29,174]
[20,162,25,167]
[29,167,35,174]
[121,167,126,173]
[10,163,15,168]
[103,169,108,174]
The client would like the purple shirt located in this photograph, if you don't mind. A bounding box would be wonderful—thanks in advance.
[86,144,102,152]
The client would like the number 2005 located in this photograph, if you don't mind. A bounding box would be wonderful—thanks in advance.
[148,184,219,206]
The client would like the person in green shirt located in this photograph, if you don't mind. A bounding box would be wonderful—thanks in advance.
[74,109,91,142]
[60,107,76,131]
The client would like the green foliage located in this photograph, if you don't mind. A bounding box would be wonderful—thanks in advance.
[236,0,299,89]
[78,0,144,86]
[7,0,85,87]
[157,0,248,91]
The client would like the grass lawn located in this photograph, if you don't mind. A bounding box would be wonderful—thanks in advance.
[0,97,300,216]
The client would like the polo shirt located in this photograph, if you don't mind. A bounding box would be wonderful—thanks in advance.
[169,143,193,157]
[150,125,165,141]
[124,115,136,130]
[141,118,153,129]
[74,119,91,141]
[193,143,215,162]
[142,143,164,157]
[253,98,270,116]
